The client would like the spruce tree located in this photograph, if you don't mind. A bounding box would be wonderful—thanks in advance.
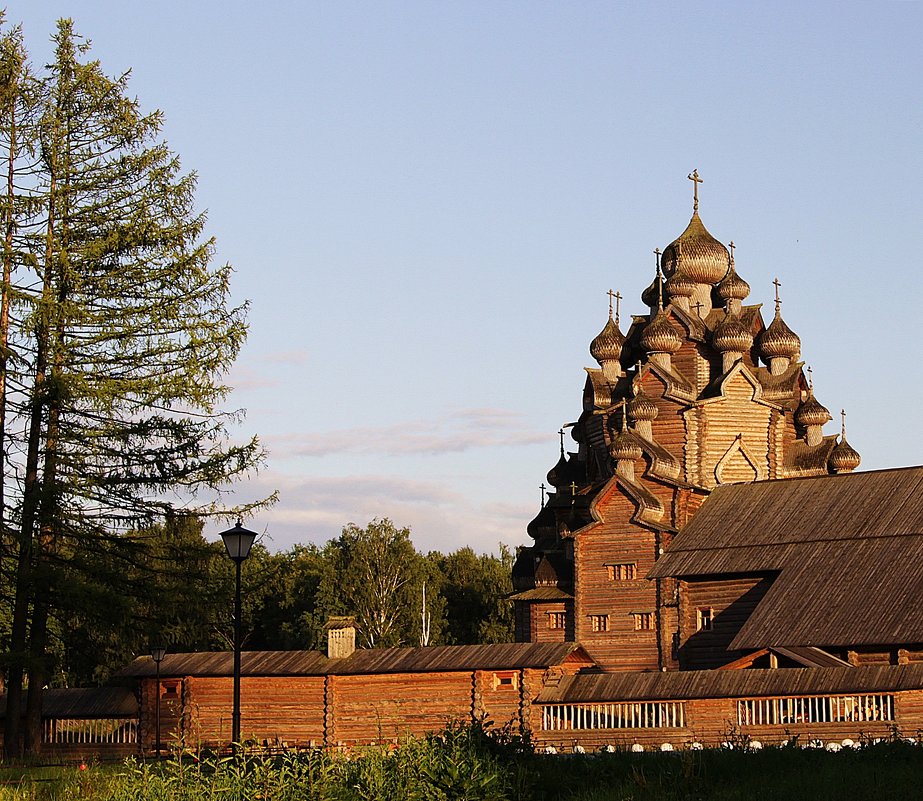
[1,19,269,755]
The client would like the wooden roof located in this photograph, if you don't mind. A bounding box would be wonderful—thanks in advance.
[649,466,923,649]
[118,642,589,678]
[536,664,923,704]
[0,687,138,719]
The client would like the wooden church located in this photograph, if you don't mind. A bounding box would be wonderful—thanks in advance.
[511,170,921,677]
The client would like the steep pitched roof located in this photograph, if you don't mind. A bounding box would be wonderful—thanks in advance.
[649,466,923,648]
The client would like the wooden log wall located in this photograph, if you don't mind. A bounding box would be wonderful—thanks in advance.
[679,576,775,670]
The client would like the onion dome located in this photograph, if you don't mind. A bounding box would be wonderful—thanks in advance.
[590,314,625,364]
[665,269,696,300]
[641,311,682,354]
[661,213,729,285]
[717,264,750,304]
[712,313,753,353]
[829,438,861,473]
[610,429,643,462]
[759,309,801,359]
[628,391,659,422]
[794,394,832,428]
[546,451,569,488]
[641,275,665,308]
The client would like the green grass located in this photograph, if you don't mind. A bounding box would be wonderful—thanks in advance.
[1,727,921,801]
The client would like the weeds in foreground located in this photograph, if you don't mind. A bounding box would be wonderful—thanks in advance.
[2,724,923,801]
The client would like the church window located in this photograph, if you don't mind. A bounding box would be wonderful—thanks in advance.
[697,608,713,631]
[589,614,609,632]
[547,612,566,630]
[633,612,654,631]
[606,563,637,581]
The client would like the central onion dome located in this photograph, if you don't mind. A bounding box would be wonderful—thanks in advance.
[661,213,730,285]
[712,313,754,353]
[590,314,625,364]
[628,391,658,422]
[641,274,665,308]
[795,394,832,428]
[759,309,801,359]
[641,311,682,354]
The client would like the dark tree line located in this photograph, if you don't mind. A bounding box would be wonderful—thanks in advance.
[0,517,514,688]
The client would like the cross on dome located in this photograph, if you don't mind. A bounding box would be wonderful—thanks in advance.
[688,169,703,212]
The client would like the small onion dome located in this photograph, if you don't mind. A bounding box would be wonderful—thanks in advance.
[546,452,569,487]
[759,311,801,359]
[665,269,696,300]
[829,437,861,473]
[712,313,754,353]
[661,212,729,284]
[795,394,832,428]
[717,265,750,303]
[589,315,625,364]
[628,391,659,422]
[640,311,682,354]
[610,430,643,462]
[641,275,665,308]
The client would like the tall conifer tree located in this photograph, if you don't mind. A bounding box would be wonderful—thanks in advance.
[1,19,268,755]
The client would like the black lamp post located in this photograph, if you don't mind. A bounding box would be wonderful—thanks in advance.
[150,646,167,757]
[220,520,257,748]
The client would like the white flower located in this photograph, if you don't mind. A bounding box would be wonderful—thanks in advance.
[631,743,644,753]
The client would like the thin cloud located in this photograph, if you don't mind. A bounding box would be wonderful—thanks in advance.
[276,408,549,457]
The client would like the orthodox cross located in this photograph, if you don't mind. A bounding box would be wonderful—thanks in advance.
[807,365,814,391]
[728,240,735,267]
[607,289,622,324]
[688,169,702,212]
[840,409,847,438]
[654,250,664,309]
[540,482,546,508]
[620,397,629,432]
[691,301,704,318]
[569,481,578,499]
[773,277,782,314]
[558,427,565,456]
[654,247,662,270]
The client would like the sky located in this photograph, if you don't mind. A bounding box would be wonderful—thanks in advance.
[7,2,922,555]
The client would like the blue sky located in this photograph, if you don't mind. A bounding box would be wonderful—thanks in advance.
[8,2,923,554]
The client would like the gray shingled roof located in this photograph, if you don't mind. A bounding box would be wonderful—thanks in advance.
[649,466,923,649]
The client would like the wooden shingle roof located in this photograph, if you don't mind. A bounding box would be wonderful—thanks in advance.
[0,687,138,719]
[649,466,923,648]
[118,642,590,679]
[536,664,923,704]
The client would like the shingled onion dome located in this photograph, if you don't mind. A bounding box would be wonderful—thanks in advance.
[759,308,801,361]
[717,263,750,305]
[628,391,659,422]
[794,394,832,428]
[546,451,569,488]
[641,274,665,309]
[829,410,861,473]
[712,312,754,354]
[610,429,643,462]
[829,437,861,473]
[641,311,682,355]
[661,213,730,284]
[590,314,625,365]
[665,269,696,312]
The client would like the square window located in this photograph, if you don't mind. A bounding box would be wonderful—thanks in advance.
[589,614,609,632]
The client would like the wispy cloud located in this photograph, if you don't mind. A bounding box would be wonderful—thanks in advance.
[271,407,548,458]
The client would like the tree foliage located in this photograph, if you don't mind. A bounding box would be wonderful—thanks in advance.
[0,17,268,755]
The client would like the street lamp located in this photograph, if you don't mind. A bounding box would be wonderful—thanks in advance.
[220,520,257,748]
[150,646,167,757]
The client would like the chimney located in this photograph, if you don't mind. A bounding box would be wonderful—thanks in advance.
[325,616,357,659]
